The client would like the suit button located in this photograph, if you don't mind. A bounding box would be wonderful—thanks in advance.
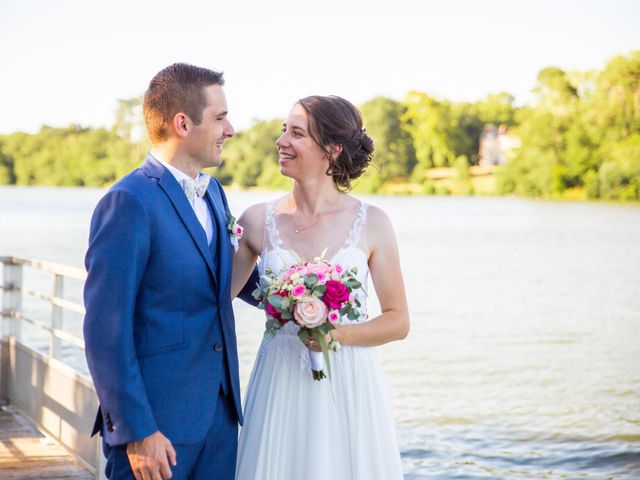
[213,343,223,352]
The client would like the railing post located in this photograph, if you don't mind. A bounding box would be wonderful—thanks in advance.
[50,273,64,359]
[96,440,107,479]
[2,258,23,341]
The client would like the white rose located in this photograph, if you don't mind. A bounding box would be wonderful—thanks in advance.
[294,295,327,328]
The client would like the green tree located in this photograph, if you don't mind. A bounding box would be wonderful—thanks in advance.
[110,96,149,180]
[449,102,483,165]
[587,51,640,199]
[497,67,580,197]
[403,91,457,179]
[359,96,416,181]
[0,138,15,184]
[597,136,640,201]
[476,92,517,126]
[214,119,281,187]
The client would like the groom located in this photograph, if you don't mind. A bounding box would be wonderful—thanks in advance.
[84,63,256,480]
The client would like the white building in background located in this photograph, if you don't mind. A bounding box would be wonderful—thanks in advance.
[479,124,521,166]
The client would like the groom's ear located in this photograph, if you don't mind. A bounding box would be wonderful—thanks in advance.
[173,113,190,138]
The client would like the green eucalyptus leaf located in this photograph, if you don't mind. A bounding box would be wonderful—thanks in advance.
[267,295,283,308]
[266,319,281,333]
[305,274,319,288]
[298,329,310,343]
[313,285,327,296]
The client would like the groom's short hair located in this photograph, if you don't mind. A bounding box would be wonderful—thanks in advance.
[143,63,225,143]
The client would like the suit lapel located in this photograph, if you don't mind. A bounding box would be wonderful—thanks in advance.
[142,155,219,290]
[205,184,231,297]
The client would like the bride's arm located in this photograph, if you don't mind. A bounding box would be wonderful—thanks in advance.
[332,206,410,347]
[231,204,264,299]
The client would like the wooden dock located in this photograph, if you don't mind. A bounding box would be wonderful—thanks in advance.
[0,405,93,479]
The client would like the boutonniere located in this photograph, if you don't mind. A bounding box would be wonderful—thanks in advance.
[227,214,244,253]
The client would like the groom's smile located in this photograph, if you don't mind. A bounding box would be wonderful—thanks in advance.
[187,84,234,169]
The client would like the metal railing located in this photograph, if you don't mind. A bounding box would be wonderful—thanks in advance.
[0,256,102,478]
[1,256,87,356]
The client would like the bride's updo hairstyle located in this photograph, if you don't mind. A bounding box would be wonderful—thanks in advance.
[297,95,374,191]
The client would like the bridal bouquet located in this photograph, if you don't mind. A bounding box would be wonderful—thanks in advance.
[253,255,363,380]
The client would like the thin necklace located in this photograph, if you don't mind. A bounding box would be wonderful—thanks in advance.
[289,193,342,233]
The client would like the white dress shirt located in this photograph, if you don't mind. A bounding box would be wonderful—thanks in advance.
[151,152,214,245]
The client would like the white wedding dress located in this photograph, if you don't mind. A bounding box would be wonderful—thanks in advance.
[236,200,403,479]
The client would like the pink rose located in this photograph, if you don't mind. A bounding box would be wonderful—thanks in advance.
[235,225,244,237]
[316,272,328,285]
[322,280,350,310]
[266,302,281,320]
[330,264,345,280]
[294,265,308,276]
[307,262,330,275]
[294,295,327,328]
[291,284,306,298]
[327,310,340,325]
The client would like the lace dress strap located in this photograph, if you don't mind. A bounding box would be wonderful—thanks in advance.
[264,200,284,252]
[344,201,368,248]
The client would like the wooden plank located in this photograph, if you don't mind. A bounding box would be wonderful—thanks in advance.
[0,406,94,479]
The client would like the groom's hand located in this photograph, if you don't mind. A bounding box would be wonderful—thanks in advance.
[126,431,177,480]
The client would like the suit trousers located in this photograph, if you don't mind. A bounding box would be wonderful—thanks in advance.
[103,387,238,480]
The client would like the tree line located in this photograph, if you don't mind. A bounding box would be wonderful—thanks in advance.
[1,50,638,201]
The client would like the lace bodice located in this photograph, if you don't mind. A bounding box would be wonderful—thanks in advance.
[260,200,370,328]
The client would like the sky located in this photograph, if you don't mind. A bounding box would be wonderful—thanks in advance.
[0,0,638,135]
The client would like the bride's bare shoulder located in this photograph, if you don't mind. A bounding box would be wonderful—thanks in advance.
[364,204,392,229]
[239,194,288,228]
[362,204,398,249]
[238,203,266,231]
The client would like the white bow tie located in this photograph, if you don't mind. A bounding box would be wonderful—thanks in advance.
[180,174,210,202]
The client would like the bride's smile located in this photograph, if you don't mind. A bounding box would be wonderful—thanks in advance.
[278,152,295,162]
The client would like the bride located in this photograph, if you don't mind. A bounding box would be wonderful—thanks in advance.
[231,95,409,479]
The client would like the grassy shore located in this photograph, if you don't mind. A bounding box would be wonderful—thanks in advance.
[374,165,498,196]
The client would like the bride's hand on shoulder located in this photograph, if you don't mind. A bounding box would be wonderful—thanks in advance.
[231,203,266,298]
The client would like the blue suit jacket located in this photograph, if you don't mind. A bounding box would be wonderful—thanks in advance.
[83,154,256,446]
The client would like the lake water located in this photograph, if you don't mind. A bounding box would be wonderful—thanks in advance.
[1,186,639,479]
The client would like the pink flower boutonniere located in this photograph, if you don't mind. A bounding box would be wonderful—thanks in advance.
[227,214,244,253]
